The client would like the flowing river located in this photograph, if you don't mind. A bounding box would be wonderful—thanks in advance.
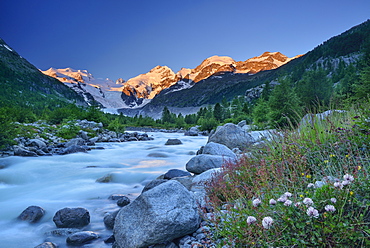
[0,132,208,248]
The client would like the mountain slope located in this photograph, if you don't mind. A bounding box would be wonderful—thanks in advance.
[121,19,370,118]
[42,67,126,111]
[0,38,88,110]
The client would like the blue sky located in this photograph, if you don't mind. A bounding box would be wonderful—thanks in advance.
[1,0,369,81]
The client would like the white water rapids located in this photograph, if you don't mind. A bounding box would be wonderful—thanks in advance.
[0,132,208,248]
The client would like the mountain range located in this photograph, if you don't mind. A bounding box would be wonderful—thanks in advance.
[41,52,301,114]
[2,19,369,119]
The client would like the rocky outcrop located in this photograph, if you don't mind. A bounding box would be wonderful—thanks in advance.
[4,120,153,157]
[114,180,201,248]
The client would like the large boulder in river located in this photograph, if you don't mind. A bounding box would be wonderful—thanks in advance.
[208,123,254,150]
[18,205,45,223]
[53,207,90,228]
[114,180,201,248]
[202,142,237,160]
[186,154,227,174]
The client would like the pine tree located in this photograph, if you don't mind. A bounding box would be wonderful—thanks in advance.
[268,78,302,127]
[213,103,223,121]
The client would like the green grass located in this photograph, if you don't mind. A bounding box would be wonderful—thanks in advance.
[205,106,370,247]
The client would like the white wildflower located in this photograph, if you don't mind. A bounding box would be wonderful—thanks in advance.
[252,198,262,207]
[247,216,257,225]
[262,217,274,229]
[330,198,337,203]
[341,180,350,186]
[334,182,343,189]
[343,174,354,182]
[306,207,319,218]
[277,195,288,203]
[284,192,293,197]
[295,201,302,207]
[307,183,315,188]
[284,200,293,206]
[303,198,314,205]
[269,199,277,205]
[325,205,336,212]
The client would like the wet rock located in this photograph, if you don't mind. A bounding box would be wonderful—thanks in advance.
[34,242,58,248]
[117,196,130,207]
[96,173,112,183]
[45,228,80,237]
[104,210,119,230]
[66,231,99,245]
[114,181,200,248]
[104,234,115,243]
[53,207,90,228]
[165,139,182,145]
[164,169,191,179]
[18,205,45,223]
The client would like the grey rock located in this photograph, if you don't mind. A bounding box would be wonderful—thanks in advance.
[165,139,182,145]
[78,130,89,140]
[202,142,237,160]
[117,196,130,207]
[27,139,47,149]
[34,242,58,248]
[171,176,193,191]
[186,154,226,174]
[184,126,199,136]
[18,205,45,223]
[104,210,119,230]
[96,173,112,183]
[208,123,254,150]
[114,181,201,248]
[66,231,98,245]
[58,145,87,155]
[65,138,85,148]
[53,207,90,228]
[142,179,168,193]
[104,234,115,243]
[164,169,191,179]
[13,146,38,157]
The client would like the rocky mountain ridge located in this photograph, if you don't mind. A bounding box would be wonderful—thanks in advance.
[42,52,300,111]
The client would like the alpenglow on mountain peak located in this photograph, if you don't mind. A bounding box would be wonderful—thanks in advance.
[42,51,301,110]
